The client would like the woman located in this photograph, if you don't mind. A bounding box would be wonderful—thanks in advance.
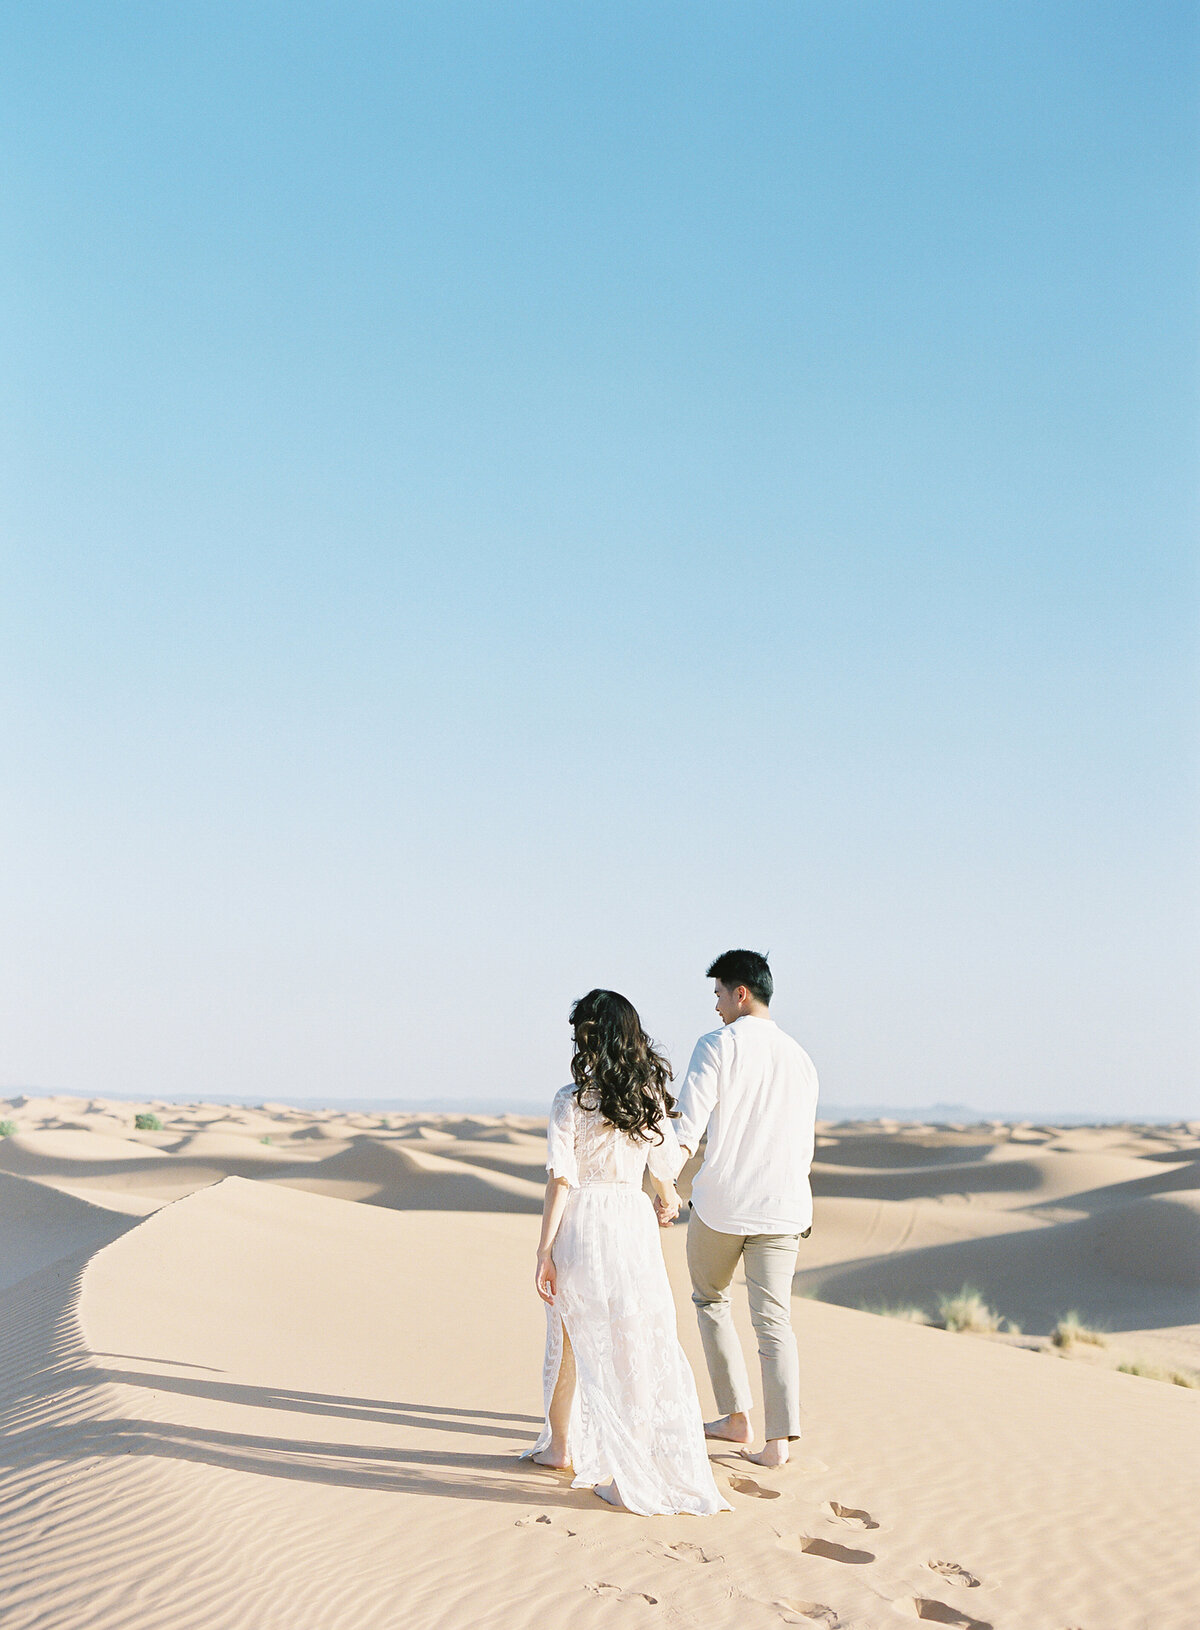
[524,989,730,1516]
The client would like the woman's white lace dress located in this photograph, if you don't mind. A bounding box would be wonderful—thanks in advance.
[525,1085,730,1517]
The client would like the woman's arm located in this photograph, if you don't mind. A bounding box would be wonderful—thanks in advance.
[646,1111,685,1226]
[647,1169,681,1226]
[535,1176,571,1303]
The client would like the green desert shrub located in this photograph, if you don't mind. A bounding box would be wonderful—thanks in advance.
[133,1112,163,1132]
[0,1120,16,1137]
[936,1285,1003,1334]
[1052,1312,1107,1350]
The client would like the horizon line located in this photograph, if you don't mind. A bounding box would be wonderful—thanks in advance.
[2,1088,1195,1127]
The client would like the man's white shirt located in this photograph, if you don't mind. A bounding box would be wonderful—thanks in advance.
[674,1015,819,1236]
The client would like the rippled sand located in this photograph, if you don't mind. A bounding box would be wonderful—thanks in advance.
[0,1096,1196,1629]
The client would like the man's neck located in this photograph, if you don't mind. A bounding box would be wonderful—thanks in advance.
[733,1001,771,1022]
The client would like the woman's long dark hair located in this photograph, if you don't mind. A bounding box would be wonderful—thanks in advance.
[569,989,676,1141]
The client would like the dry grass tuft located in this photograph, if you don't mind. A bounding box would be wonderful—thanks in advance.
[1117,1361,1199,1388]
[859,1301,931,1324]
[936,1286,1003,1334]
[1052,1312,1108,1350]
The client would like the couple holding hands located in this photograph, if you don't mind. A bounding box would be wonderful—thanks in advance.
[525,949,819,1516]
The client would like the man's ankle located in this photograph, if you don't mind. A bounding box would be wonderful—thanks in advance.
[760,1438,790,1464]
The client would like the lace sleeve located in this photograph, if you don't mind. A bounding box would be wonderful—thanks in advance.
[646,1112,685,1184]
[545,1087,579,1187]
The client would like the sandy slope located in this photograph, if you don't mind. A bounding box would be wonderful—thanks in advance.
[0,1170,138,1290]
[0,1097,1197,1630]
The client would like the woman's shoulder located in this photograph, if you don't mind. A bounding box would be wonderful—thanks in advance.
[550,1083,576,1109]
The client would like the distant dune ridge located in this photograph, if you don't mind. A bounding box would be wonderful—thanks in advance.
[0,1096,1197,1629]
[10,1088,1187,1122]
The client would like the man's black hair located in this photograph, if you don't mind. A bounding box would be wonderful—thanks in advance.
[706,949,773,1006]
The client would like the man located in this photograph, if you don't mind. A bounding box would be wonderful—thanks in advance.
[668,949,818,1468]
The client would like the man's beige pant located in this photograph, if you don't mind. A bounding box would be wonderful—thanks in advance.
[686,1209,802,1442]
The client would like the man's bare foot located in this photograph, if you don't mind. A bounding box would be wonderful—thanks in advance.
[740,1438,789,1468]
[532,1449,571,1469]
[704,1412,753,1445]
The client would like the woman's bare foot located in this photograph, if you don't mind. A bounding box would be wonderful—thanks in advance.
[532,1447,572,1469]
[740,1438,789,1468]
[704,1411,753,1445]
[594,1478,627,1509]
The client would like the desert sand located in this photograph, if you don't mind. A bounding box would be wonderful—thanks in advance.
[0,1096,1197,1630]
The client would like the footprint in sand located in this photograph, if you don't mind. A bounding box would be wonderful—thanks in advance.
[927,1561,981,1588]
[586,1583,658,1604]
[775,1602,839,1627]
[514,1513,576,1536]
[798,1537,875,1565]
[659,1541,717,1564]
[899,1599,992,1629]
[729,1474,782,1499]
[827,1502,879,1530]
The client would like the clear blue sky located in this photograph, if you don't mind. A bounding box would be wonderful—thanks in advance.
[1,2,1196,1115]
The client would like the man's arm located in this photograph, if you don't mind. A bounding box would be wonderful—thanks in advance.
[674,1033,722,1156]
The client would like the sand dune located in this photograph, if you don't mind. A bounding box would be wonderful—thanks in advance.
[798,1202,1200,1334]
[795,1195,1050,1271]
[383,1121,456,1141]
[417,1138,552,1184]
[266,1136,547,1211]
[464,1126,547,1145]
[1,1096,1197,1629]
[1092,1190,1200,1289]
[0,1129,230,1206]
[0,1171,1195,1630]
[814,1133,996,1167]
[0,1170,138,1291]
[0,1128,175,1171]
[166,1132,312,1171]
[1029,1155,1200,1213]
[811,1147,1175,1208]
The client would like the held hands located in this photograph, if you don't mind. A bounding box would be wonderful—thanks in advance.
[654,1190,681,1227]
[535,1250,557,1304]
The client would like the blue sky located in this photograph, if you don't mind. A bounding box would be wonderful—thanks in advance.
[1,2,1196,1115]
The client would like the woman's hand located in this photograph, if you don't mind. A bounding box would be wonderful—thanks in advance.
[535,1249,557,1304]
[654,1190,681,1227]
[535,1177,569,1301]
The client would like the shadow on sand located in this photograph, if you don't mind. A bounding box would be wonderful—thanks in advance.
[6,1345,576,1506]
